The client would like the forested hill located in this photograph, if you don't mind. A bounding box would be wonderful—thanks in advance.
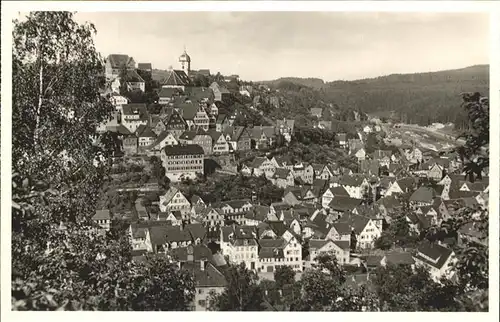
[261,77,325,89]
[263,65,488,127]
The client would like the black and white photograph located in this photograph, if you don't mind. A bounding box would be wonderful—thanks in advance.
[1,1,495,315]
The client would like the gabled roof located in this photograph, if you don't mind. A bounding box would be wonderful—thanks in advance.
[329,196,363,212]
[158,87,180,98]
[337,213,370,234]
[328,186,350,197]
[395,177,416,192]
[339,175,366,187]
[122,103,149,120]
[244,205,269,222]
[249,156,269,168]
[163,144,204,156]
[182,261,227,288]
[161,187,183,205]
[123,69,144,83]
[414,242,454,270]
[162,69,191,86]
[148,226,192,245]
[106,54,135,69]
[384,252,415,266]
[330,222,351,235]
[274,168,292,179]
[410,186,437,203]
[179,130,198,141]
[170,244,212,262]
[136,125,156,138]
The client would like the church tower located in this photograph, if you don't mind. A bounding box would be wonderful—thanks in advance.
[179,46,191,74]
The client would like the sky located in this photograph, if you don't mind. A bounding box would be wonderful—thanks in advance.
[74,12,489,82]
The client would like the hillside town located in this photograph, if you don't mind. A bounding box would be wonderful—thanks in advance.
[93,49,489,310]
[10,11,490,313]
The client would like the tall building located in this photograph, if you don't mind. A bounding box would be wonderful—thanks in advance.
[161,144,204,182]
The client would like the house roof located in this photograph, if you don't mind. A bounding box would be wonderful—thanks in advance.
[148,226,192,245]
[137,63,152,70]
[161,69,191,86]
[163,144,204,156]
[396,177,416,192]
[136,125,156,138]
[122,104,149,120]
[107,54,135,69]
[170,244,212,262]
[328,196,363,212]
[191,194,205,205]
[182,261,227,288]
[339,175,366,187]
[244,205,269,222]
[179,130,198,141]
[161,187,182,206]
[308,239,330,250]
[329,186,350,197]
[330,222,351,235]
[123,69,144,83]
[384,252,415,266]
[158,87,180,98]
[249,156,269,168]
[93,209,111,221]
[267,221,288,237]
[414,242,454,270]
[333,240,350,250]
[410,186,437,203]
[373,150,392,160]
[274,168,291,179]
[337,213,370,234]
[221,199,252,210]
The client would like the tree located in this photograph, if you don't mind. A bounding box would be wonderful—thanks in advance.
[274,266,296,289]
[11,12,191,311]
[374,232,393,250]
[208,263,265,311]
[295,253,346,311]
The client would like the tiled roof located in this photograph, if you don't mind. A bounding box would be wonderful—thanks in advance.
[182,262,227,288]
[337,213,370,234]
[158,87,180,98]
[274,168,291,179]
[414,242,454,270]
[332,240,350,250]
[331,222,351,235]
[328,196,363,212]
[107,54,135,69]
[161,187,181,205]
[136,125,156,138]
[161,69,191,86]
[122,103,149,120]
[148,226,191,245]
[178,103,198,120]
[170,244,212,262]
[123,69,144,83]
[163,144,204,156]
[179,130,198,141]
[339,175,366,187]
[384,252,415,266]
[410,186,437,203]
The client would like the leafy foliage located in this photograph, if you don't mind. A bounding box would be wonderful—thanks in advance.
[208,263,265,311]
[274,266,296,289]
[12,12,193,311]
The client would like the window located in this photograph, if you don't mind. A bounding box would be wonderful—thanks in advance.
[198,300,206,307]
[198,289,204,294]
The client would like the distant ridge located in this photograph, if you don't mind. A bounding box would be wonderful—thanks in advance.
[259,65,488,89]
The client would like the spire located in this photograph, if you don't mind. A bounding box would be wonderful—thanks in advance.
[183,44,187,53]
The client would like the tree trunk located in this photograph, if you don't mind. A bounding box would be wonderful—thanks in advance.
[34,34,43,152]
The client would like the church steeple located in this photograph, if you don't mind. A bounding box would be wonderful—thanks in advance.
[179,47,191,73]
